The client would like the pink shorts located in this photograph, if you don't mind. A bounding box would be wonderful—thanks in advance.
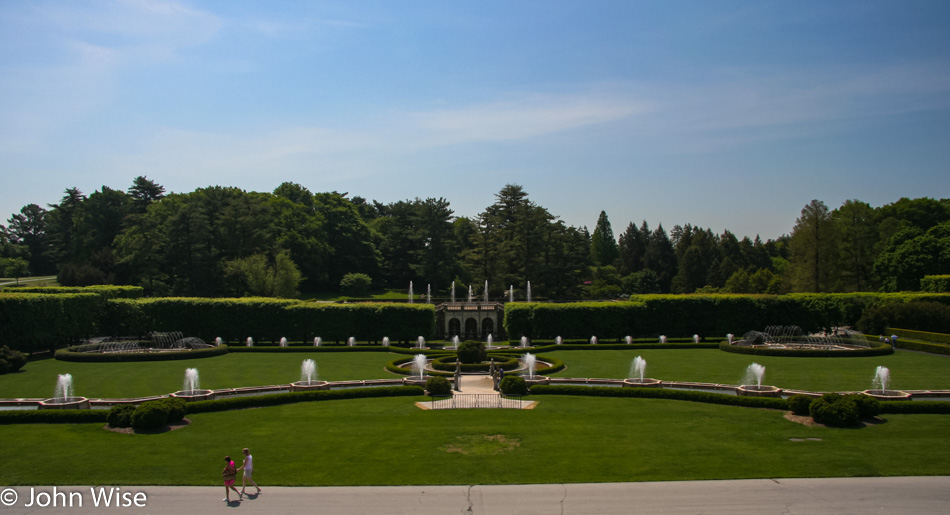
[224,480,235,487]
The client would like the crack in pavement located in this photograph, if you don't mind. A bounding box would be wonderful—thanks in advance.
[560,483,567,515]
[463,485,474,515]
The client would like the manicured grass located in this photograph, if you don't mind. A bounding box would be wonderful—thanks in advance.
[1,396,949,485]
[5,347,950,398]
[0,352,405,399]
[545,348,950,392]
[300,289,411,302]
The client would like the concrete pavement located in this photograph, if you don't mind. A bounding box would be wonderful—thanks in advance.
[2,477,949,514]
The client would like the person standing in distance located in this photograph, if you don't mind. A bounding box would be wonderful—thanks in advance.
[238,447,262,495]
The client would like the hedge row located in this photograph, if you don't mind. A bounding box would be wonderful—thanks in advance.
[718,339,893,358]
[431,355,521,372]
[105,298,436,343]
[889,328,950,346]
[385,356,454,377]
[526,343,718,352]
[890,339,950,356]
[0,409,108,424]
[878,400,950,414]
[921,275,950,293]
[504,293,950,339]
[55,344,229,362]
[184,385,424,413]
[9,286,144,299]
[529,384,789,409]
[0,292,101,353]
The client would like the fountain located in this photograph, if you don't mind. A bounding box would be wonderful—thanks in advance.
[171,368,215,401]
[451,282,456,303]
[39,373,90,409]
[486,334,494,349]
[280,337,288,347]
[246,337,254,347]
[416,336,426,349]
[348,337,356,347]
[382,336,390,347]
[290,359,329,391]
[736,362,782,397]
[484,280,489,302]
[451,335,460,349]
[555,336,562,345]
[409,281,414,304]
[520,336,529,348]
[314,337,322,347]
[864,365,911,400]
[402,354,431,386]
[590,336,598,345]
[468,285,473,303]
[623,356,661,388]
[526,281,532,302]
[427,284,431,304]
[727,333,734,344]
[693,334,700,343]
[215,337,223,346]
[509,285,514,303]
[520,352,549,385]
[625,335,633,345]
[659,335,667,344]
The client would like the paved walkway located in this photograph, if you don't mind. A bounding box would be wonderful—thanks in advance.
[457,373,497,393]
[2,477,949,514]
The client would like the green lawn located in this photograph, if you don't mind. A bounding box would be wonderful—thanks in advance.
[1,396,949,485]
[545,348,950,392]
[4,348,950,399]
[300,289,411,302]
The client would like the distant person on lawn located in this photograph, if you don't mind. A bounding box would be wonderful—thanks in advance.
[238,447,262,495]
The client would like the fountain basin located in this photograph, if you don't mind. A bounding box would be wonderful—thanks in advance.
[170,389,215,401]
[863,389,912,401]
[622,378,662,388]
[523,376,550,386]
[402,377,430,387]
[736,385,783,397]
[290,381,330,392]
[38,397,90,410]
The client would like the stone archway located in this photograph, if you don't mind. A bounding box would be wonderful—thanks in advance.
[448,318,461,337]
[482,318,494,338]
[464,318,478,340]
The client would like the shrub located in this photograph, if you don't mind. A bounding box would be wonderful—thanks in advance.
[426,376,452,396]
[339,273,372,297]
[809,393,860,427]
[457,341,486,364]
[846,394,880,419]
[159,398,187,423]
[500,376,528,395]
[0,345,26,374]
[788,394,814,416]
[131,401,169,431]
[857,301,950,335]
[107,404,136,428]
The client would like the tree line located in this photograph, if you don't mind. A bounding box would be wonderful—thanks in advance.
[1,178,947,298]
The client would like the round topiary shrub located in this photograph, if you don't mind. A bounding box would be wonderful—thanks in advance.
[159,398,187,423]
[457,341,486,364]
[845,393,880,419]
[788,394,814,416]
[810,393,860,427]
[499,376,528,395]
[131,401,170,431]
[0,345,26,374]
[425,376,452,396]
[107,404,136,428]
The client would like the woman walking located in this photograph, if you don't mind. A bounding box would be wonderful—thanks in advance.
[222,455,241,502]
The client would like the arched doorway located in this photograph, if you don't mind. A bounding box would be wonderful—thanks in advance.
[482,318,494,338]
[464,318,478,340]
[448,318,461,337]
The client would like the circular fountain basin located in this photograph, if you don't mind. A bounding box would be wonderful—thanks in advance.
[736,385,783,397]
[170,389,215,401]
[523,376,550,386]
[863,389,912,401]
[403,377,431,386]
[290,381,330,392]
[622,378,662,388]
[38,397,90,410]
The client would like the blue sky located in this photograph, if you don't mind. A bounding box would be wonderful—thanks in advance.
[2,0,949,240]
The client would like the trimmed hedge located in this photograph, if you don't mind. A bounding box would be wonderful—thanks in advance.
[891,338,950,356]
[718,339,893,358]
[10,286,144,299]
[425,376,452,395]
[55,344,229,362]
[107,404,136,428]
[921,275,950,293]
[529,384,789,410]
[0,409,108,424]
[500,376,528,395]
[131,401,169,430]
[857,301,950,335]
[889,328,950,346]
[0,292,100,353]
[386,355,454,377]
[0,345,27,374]
[788,394,813,416]
[185,386,424,413]
[505,293,950,340]
[879,400,950,414]
[431,354,521,372]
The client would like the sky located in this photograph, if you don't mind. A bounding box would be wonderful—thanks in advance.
[1,0,949,241]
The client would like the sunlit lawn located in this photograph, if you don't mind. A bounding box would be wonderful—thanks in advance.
[3,348,950,399]
[1,395,949,486]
